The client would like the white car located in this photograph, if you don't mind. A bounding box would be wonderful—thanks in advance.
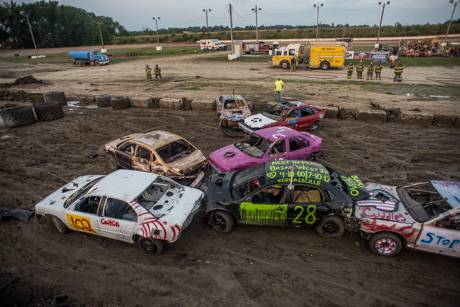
[35,170,204,254]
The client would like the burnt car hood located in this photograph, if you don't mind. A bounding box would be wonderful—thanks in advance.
[167,150,207,174]
[208,144,261,173]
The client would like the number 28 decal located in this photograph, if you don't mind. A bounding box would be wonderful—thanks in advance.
[292,205,317,224]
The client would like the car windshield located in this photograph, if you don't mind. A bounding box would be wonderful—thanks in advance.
[231,164,266,199]
[398,182,453,222]
[137,176,182,211]
[64,177,103,208]
[224,99,245,109]
[234,135,270,158]
[157,139,196,163]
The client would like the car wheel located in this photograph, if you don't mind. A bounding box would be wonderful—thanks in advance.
[320,61,330,70]
[209,211,235,233]
[315,215,345,238]
[106,154,119,170]
[138,238,164,255]
[280,61,290,69]
[310,121,320,131]
[51,216,69,234]
[369,232,403,257]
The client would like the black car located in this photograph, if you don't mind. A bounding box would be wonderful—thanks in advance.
[204,160,367,238]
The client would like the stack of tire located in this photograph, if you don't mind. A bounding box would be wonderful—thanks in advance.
[0,91,65,128]
[96,95,112,108]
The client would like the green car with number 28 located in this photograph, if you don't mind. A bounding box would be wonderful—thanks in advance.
[204,160,367,237]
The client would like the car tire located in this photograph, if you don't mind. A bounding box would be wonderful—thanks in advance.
[96,95,112,107]
[320,61,330,70]
[280,61,290,69]
[0,106,37,128]
[315,215,345,238]
[138,238,164,255]
[112,96,131,110]
[208,210,235,233]
[51,216,69,234]
[369,232,403,257]
[43,91,67,106]
[34,102,65,121]
[310,121,320,131]
[106,153,119,170]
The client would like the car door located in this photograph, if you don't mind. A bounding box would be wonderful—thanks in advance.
[297,107,316,130]
[132,145,152,172]
[67,196,103,235]
[115,142,136,169]
[239,185,289,226]
[283,108,299,129]
[415,209,460,257]
[98,197,138,243]
[286,136,311,160]
[287,185,325,226]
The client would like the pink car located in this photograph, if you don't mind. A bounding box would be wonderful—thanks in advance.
[208,126,322,173]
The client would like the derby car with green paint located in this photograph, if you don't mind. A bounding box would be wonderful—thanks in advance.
[35,170,204,254]
[204,160,366,237]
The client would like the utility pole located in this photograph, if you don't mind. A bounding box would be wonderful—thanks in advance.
[97,22,104,50]
[202,9,211,34]
[313,2,323,40]
[229,3,234,53]
[252,5,262,42]
[152,17,160,44]
[376,1,390,46]
[19,11,38,54]
[445,0,459,43]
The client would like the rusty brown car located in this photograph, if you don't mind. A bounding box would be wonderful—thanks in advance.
[104,130,207,187]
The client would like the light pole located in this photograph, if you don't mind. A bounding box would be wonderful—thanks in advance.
[376,1,390,46]
[445,0,459,43]
[19,10,38,54]
[252,5,262,42]
[313,2,323,40]
[97,22,104,50]
[202,9,211,33]
[152,17,160,43]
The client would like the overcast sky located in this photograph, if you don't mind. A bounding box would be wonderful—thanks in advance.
[9,0,460,31]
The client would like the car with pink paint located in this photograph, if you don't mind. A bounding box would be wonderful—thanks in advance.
[35,169,204,255]
[355,180,460,258]
[208,126,322,173]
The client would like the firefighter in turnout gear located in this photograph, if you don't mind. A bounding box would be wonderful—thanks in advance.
[394,61,403,82]
[374,63,383,80]
[145,65,152,81]
[356,60,364,79]
[154,65,162,80]
[367,62,374,80]
[346,63,354,79]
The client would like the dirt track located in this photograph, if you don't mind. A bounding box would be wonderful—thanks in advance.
[0,106,459,306]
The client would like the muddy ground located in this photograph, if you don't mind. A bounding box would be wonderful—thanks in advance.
[0,105,459,306]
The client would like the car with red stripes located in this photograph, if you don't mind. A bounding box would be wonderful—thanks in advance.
[35,169,203,254]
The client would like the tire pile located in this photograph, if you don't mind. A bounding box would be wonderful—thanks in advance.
[0,91,66,128]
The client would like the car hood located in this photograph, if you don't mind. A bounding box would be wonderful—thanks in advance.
[209,144,261,172]
[167,150,207,174]
[35,175,103,214]
[354,183,415,224]
[146,186,204,226]
[243,113,277,129]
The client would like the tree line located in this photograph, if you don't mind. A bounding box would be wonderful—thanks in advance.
[0,1,127,49]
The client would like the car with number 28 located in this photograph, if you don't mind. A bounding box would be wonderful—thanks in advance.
[35,170,204,254]
[204,160,366,237]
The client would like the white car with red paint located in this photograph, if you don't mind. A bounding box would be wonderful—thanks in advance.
[355,180,460,258]
[35,170,204,254]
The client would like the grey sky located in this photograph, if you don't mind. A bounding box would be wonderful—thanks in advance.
[9,0,460,31]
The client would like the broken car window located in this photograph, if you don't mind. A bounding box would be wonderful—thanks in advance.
[119,142,136,155]
[64,177,103,208]
[74,196,101,214]
[235,135,271,158]
[289,137,309,151]
[156,140,196,163]
[137,176,182,211]
[104,198,137,222]
[137,146,151,160]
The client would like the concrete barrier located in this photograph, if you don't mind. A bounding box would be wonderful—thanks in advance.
[338,107,358,120]
[130,96,155,108]
[321,106,339,119]
[191,100,215,110]
[159,97,182,109]
[432,114,457,128]
[400,111,433,127]
[356,110,387,124]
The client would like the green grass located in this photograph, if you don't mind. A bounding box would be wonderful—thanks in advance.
[0,46,202,65]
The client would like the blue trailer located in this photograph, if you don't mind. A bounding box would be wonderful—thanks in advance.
[68,50,110,66]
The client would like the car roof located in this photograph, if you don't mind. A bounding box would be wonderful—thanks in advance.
[221,95,245,101]
[265,160,331,187]
[255,126,301,141]
[132,130,183,150]
[89,169,157,202]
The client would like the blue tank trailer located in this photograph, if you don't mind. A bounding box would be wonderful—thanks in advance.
[67,50,110,66]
